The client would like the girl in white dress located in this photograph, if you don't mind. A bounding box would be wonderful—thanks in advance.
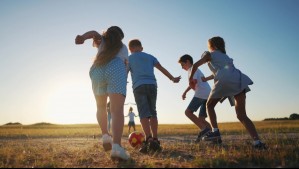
[189,36,266,149]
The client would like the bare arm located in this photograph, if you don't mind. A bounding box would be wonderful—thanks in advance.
[189,52,211,82]
[182,86,192,100]
[75,31,101,45]
[155,63,181,83]
[201,75,214,82]
[207,62,216,74]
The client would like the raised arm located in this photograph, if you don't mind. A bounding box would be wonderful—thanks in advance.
[154,63,181,83]
[189,52,211,82]
[201,75,214,82]
[75,31,101,45]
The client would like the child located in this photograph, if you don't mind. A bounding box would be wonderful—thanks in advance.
[125,107,138,133]
[178,54,212,143]
[128,39,181,153]
[75,26,130,160]
[189,36,266,149]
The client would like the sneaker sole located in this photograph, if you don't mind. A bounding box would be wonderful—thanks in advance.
[149,143,162,152]
[111,156,129,161]
[202,136,221,142]
[211,139,222,144]
[103,143,112,151]
[139,149,148,154]
[254,145,267,150]
[195,132,210,143]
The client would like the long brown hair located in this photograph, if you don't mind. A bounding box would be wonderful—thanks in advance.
[93,26,124,66]
[208,36,226,54]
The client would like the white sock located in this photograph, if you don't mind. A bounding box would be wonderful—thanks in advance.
[212,128,219,132]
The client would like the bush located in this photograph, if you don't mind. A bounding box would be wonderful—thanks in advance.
[289,113,299,120]
[4,122,22,126]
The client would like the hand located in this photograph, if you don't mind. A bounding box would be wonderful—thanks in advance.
[172,76,181,83]
[124,59,128,66]
[201,76,207,82]
[75,35,85,44]
[182,93,186,100]
[189,80,196,90]
[201,51,210,58]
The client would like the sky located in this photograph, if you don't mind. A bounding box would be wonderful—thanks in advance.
[0,0,298,125]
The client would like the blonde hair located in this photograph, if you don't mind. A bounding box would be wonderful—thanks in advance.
[93,26,124,66]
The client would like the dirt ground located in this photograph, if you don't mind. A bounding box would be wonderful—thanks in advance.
[1,133,298,168]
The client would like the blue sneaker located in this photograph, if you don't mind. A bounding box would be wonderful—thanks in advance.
[254,141,267,150]
[195,128,211,143]
[202,130,222,144]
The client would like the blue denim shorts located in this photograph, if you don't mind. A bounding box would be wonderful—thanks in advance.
[187,97,208,117]
[89,57,127,96]
[133,84,157,119]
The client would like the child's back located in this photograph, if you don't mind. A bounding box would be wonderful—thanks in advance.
[128,39,181,153]
[129,52,158,90]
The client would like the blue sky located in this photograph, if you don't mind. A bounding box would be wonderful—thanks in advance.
[0,0,298,125]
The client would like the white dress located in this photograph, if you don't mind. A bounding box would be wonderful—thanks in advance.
[208,50,253,100]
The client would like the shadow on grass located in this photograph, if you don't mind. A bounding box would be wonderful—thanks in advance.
[115,158,137,168]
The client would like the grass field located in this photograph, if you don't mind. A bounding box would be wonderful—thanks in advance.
[0,120,298,167]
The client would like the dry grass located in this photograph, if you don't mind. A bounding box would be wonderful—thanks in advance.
[0,120,298,167]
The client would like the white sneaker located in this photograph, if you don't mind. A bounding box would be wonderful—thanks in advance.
[111,144,130,161]
[102,134,112,151]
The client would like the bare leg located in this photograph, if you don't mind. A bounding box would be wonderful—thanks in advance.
[150,117,158,138]
[140,118,152,139]
[95,95,108,135]
[206,98,221,129]
[107,118,111,133]
[185,110,211,130]
[234,92,260,141]
[109,93,125,145]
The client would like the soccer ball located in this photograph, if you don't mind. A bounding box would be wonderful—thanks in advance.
[128,131,145,148]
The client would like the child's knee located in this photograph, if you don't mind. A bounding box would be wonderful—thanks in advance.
[206,105,213,112]
[198,116,206,122]
[185,110,193,116]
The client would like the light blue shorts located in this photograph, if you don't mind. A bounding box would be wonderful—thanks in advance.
[89,57,127,96]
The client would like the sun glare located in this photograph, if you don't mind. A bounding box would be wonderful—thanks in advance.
[45,83,96,124]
